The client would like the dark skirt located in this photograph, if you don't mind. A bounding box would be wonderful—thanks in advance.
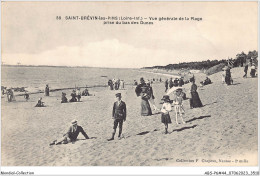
[225,76,231,85]
[161,113,172,124]
[141,99,152,116]
[190,92,203,108]
[250,69,256,77]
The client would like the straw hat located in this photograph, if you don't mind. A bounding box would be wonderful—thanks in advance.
[71,119,77,125]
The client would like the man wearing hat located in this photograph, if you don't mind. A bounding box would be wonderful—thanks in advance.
[50,119,89,145]
[108,93,127,141]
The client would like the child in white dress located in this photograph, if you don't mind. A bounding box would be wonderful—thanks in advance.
[161,95,172,134]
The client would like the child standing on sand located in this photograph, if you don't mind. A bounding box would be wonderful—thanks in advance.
[161,95,172,134]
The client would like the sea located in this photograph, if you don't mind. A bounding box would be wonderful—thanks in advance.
[1,65,173,93]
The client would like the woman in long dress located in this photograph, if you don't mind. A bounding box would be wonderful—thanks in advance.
[140,86,152,116]
[190,81,203,108]
[225,67,231,85]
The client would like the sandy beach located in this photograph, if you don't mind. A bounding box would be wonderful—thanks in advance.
[1,67,258,166]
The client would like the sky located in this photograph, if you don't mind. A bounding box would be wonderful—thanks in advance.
[1,1,258,68]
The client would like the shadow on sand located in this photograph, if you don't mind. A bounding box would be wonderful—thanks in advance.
[171,125,198,133]
[186,115,211,123]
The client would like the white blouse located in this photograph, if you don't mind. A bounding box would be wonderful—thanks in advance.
[161,102,172,114]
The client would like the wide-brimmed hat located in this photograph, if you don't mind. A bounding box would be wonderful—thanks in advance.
[161,95,170,102]
[176,88,183,92]
[115,93,121,97]
[71,119,77,125]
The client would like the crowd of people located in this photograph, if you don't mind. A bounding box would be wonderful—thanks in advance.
[243,62,257,78]
[7,62,257,145]
[108,79,125,90]
[164,77,185,92]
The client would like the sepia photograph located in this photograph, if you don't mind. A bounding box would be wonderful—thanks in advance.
[1,1,259,175]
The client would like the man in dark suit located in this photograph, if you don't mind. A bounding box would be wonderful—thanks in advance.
[108,93,127,141]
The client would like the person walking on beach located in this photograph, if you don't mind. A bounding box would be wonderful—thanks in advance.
[165,79,168,92]
[147,83,159,111]
[160,95,172,134]
[178,78,184,87]
[222,70,226,84]
[169,78,174,89]
[190,81,203,109]
[108,93,127,141]
[76,88,81,102]
[45,84,49,96]
[140,85,152,116]
[108,80,113,90]
[135,77,152,116]
[224,66,232,85]
[250,63,256,77]
[173,89,186,124]
[7,88,15,102]
[50,119,89,145]
[243,63,249,78]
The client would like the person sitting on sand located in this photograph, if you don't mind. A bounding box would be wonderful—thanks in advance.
[108,93,127,141]
[204,77,212,85]
[201,77,212,86]
[50,119,89,145]
[161,95,172,134]
[82,87,90,96]
[35,98,44,107]
[24,91,30,101]
[173,89,186,125]
[133,80,137,86]
[61,92,68,103]
[69,90,77,102]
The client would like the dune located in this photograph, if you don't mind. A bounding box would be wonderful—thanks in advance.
[1,67,258,166]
